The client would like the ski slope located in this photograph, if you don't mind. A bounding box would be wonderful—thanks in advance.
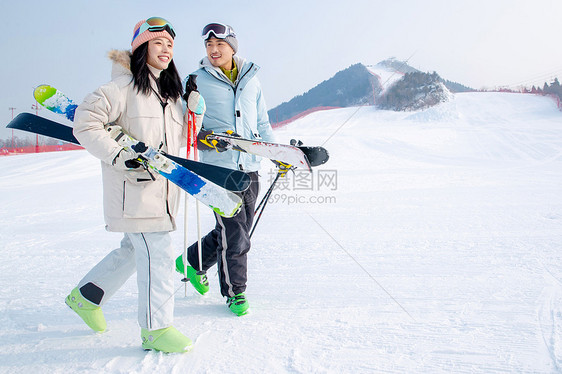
[1,92,562,373]
[366,63,405,93]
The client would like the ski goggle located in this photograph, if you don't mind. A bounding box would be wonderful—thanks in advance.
[132,17,176,43]
[201,23,236,40]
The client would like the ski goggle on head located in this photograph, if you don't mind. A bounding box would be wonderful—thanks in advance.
[132,17,176,43]
[201,23,236,40]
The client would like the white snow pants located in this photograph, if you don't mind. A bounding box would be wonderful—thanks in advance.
[77,232,175,330]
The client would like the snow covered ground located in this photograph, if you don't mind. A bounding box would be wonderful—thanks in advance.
[1,92,562,373]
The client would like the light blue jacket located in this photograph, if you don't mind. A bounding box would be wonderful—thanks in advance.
[186,56,275,171]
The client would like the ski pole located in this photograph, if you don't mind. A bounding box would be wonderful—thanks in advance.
[182,193,189,296]
[182,74,204,295]
[192,110,203,279]
[186,74,205,280]
[182,131,190,295]
[182,112,193,296]
[249,169,284,239]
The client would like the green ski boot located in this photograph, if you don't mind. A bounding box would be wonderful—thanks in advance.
[141,326,192,353]
[227,293,249,316]
[175,256,209,295]
[65,287,106,332]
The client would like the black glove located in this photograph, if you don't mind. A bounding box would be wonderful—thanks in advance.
[112,142,148,170]
[197,129,229,152]
[224,130,241,137]
[182,74,198,102]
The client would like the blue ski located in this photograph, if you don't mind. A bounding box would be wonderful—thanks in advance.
[108,125,242,218]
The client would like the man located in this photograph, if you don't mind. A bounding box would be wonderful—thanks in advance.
[176,23,275,316]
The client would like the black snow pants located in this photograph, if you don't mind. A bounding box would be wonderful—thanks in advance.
[187,172,260,297]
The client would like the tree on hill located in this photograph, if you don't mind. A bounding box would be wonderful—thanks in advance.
[536,78,562,102]
[377,71,451,111]
[443,79,473,93]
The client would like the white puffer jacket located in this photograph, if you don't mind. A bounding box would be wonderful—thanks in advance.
[74,50,188,233]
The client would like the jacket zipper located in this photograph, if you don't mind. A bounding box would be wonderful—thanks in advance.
[150,82,171,216]
[207,63,256,170]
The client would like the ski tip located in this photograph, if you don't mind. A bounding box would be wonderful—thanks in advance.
[7,112,33,129]
[302,146,330,167]
[212,202,243,218]
[33,84,56,103]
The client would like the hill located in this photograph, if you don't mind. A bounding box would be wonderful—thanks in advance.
[269,59,474,125]
[268,63,380,124]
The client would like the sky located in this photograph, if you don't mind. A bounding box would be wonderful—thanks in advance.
[2,0,562,140]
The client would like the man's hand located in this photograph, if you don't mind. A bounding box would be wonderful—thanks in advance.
[197,129,229,152]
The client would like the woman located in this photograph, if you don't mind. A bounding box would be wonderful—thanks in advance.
[66,17,204,353]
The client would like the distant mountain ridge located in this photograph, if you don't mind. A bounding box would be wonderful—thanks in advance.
[268,63,380,124]
[268,59,474,125]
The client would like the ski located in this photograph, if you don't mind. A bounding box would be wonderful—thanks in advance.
[207,133,330,170]
[294,143,329,167]
[31,84,329,170]
[34,85,77,122]
[105,125,242,217]
[7,113,250,192]
[7,113,242,217]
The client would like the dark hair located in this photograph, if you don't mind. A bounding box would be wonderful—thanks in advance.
[130,42,183,101]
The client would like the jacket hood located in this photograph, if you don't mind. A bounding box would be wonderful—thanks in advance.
[108,49,132,80]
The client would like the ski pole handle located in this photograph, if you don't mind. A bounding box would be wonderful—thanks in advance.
[182,74,199,104]
[186,74,198,95]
